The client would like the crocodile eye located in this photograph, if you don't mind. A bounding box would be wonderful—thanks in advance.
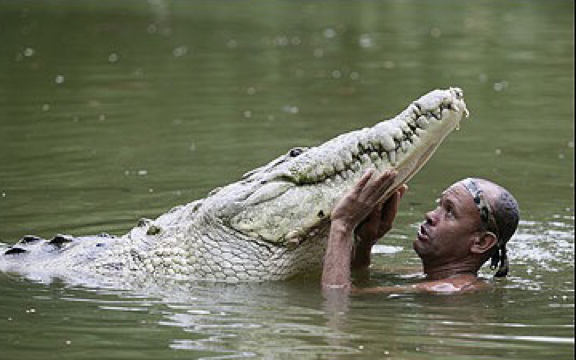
[289,148,305,157]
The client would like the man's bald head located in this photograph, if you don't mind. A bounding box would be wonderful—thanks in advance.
[457,178,520,276]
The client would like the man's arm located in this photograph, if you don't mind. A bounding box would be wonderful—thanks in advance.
[322,169,400,289]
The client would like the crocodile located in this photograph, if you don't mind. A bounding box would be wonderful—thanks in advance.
[0,88,468,284]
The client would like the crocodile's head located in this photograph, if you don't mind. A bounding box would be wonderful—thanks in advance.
[202,88,468,249]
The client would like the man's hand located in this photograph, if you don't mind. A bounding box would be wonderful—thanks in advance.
[330,169,399,230]
[355,183,408,246]
[349,181,407,270]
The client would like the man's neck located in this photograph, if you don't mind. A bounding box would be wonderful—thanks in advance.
[422,261,478,281]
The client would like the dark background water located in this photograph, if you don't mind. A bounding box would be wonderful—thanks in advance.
[0,1,573,359]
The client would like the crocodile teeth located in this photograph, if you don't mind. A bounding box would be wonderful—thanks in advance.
[391,128,403,140]
[360,153,371,164]
[416,116,430,129]
[388,151,397,165]
[401,122,411,134]
[401,141,410,153]
[381,133,396,152]
[343,151,353,165]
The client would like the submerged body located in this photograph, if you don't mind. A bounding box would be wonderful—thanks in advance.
[0,88,468,284]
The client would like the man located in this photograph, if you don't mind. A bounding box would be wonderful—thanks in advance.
[322,169,520,293]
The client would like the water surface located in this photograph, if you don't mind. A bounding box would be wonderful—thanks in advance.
[0,1,573,359]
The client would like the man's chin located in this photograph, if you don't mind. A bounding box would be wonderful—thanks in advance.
[412,239,426,259]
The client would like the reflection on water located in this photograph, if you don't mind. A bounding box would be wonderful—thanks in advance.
[0,0,573,359]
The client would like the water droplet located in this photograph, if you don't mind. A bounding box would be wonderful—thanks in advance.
[558,153,565,159]
[42,104,50,111]
[246,87,256,95]
[350,72,360,80]
[243,110,252,118]
[324,28,336,39]
[383,60,395,69]
[290,37,301,46]
[99,114,106,121]
[282,105,299,114]
[359,34,373,48]
[478,73,488,83]
[172,45,188,57]
[273,35,289,46]
[493,81,508,92]
[331,70,341,79]
[495,148,502,155]
[313,48,324,58]
[108,53,119,63]
[147,23,158,34]
[227,39,238,49]
[430,27,442,38]
[23,47,35,57]
[55,75,65,84]
[567,141,574,148]
[189,143,196,152]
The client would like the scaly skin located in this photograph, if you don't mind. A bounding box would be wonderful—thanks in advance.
[0,88,468,284]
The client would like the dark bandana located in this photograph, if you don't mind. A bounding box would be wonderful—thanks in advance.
[460,178,509,277]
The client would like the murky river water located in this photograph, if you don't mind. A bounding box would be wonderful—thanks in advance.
[0,1,573,359]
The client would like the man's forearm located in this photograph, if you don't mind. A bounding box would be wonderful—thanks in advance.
[322,221,355,289]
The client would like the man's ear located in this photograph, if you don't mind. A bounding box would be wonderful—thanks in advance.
[471,232,498,254]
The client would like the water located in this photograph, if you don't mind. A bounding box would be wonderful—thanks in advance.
[0,1,573,359]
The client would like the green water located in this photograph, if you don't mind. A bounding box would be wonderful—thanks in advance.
[0,1,573,359]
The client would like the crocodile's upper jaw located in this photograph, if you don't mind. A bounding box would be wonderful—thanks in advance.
[201,87,468,248]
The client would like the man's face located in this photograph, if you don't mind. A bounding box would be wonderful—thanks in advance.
[414,183,483,267]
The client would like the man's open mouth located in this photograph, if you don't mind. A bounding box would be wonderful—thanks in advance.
[418,224,430,242]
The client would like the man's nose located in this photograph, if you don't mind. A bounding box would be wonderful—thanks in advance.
[425,210,437,225]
